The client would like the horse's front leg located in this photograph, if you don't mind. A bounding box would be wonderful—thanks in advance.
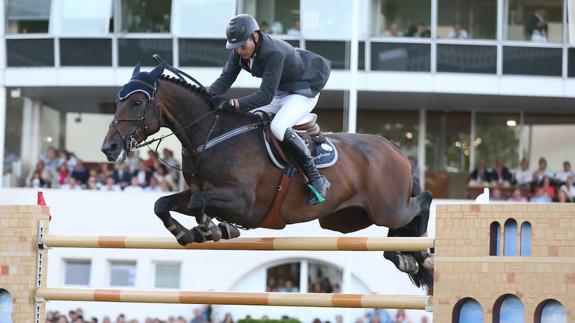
[154,190,208,246]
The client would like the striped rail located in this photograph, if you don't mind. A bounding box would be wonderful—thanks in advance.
[42,236,435,251]
[36,288,431,310]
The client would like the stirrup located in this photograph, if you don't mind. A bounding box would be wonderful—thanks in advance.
[307,183,326,205]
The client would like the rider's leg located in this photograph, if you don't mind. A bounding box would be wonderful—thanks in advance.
[271,94,330,205]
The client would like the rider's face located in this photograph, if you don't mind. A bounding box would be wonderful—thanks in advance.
[235,36,256,59]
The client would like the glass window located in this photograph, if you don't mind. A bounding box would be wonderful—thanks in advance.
[504,219,517,256]
[118,39,172,66]
[305,41,365,70]
[437,0,496,39]
[495,294,524,323]
[120,0,171,33]
[520,222,531,256]
[503,46,562,76]
[7,39,54,67]
[172,0,235,37]
[535,300,567,323]
[64,260,91,285]
[266,262,300,292]
[568,48,575,77]
[154,263,181,289]
[60,39,112,66]
[453,298,483,323]
[489,222,500,256]
[437,45,497,73]
[109,261,136,287]
[506,0,563,42]
[6,0,51,34]
[50,0,111,35]
[179,39,229,67]
[371,43,430,71]
[475,112,520,172]
[371,0,431,38]
[301,0,368,39]
[0,289,13,323]
[244,0,299,36]
[307,261,342,293]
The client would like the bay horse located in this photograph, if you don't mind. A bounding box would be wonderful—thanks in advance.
[101,64,434,289]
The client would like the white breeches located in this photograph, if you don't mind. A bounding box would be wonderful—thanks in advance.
[251,92,320,141]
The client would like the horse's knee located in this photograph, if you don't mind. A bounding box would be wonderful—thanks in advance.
[154,197,171,216]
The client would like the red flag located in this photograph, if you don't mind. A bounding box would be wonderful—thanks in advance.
[37,191,51,221]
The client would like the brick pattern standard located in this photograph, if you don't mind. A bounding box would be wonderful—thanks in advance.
[0,205,49,323]
[433,204,575,322]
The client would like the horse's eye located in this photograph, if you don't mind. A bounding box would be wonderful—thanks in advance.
[134,100,143,106]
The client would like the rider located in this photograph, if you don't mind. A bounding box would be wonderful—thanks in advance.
[208,14,331,205]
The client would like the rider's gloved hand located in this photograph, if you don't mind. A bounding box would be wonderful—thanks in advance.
[217,99,239,112]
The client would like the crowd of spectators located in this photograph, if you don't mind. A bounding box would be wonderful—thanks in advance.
[25,147,180,192]
[468,157,575,203]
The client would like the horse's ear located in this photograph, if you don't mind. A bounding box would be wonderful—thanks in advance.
[149,63,165,81]
[132,63,141,77]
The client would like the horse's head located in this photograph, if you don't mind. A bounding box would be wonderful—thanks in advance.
[101,63,165,162]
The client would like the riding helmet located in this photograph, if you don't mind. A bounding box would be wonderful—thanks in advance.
[226,14,260,49]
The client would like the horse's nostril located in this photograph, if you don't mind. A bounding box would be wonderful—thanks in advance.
[110,143,118,152]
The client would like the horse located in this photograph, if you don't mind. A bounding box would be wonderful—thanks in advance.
[101,63,434,289]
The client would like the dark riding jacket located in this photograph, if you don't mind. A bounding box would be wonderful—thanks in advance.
[208,32,331,111]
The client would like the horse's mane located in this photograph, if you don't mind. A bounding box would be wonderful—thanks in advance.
[159,75,212,102]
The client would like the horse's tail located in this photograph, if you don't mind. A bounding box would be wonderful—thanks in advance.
[411,164,421,197]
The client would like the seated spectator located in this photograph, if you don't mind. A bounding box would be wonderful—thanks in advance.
[468,159,491,185]
[61,177,83,190]
[133,160,153,187]
[221,313,234,323]
[560,176,575,201]
[28,171,46,188]
[114,162,132,189]
[102,175,121,192]
[406,22,428,37]
[71,160,90,185]
[283,279,299,292]
[59,149,77,169]
[124,176,144,192]
[557,190,570,203]
[447,23,468,39]
[270,21,284,34]
[366,308,392,323]
[530,188,551,203]
[507,188,527,202]
[86,176,99,190]
[540,176,555,198]
[554,161,574,185]
[57,163,70,187]
[491,187,505,201]
[41,146,61,173]
[490,158,512,185]
[26,160,50,188]
[533,157,554,185]
[513,158,533,188]
[144,177,164,192]
[384,22,402,37]
[97,163,114,185]
[287,19,300,36]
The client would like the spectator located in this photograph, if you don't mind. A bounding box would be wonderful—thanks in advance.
[513,158,533,188]
[125,151,140,173]
[102,175,121,192]
[221,313,234,323]
[491,187,505,201]
[469,159,491,184]
[97,163,114,185]
[133,161,152,187]
[27,160,50,188]
[530,187,552,203]
[287,19,300,36]
[533,157,554,185]
[114,162,132,188]
[560,176,575,201]
[540,176,555,198]
[554,161,574,185]
[447,23,468,39]
[103,317,112,323]
[270,21,284,34]
[124,176,144,192]
[394,309,408,323]
[71,160,90,185]
[490,158,512,185]
[57,163,70,187]
[190,307,207,323]
[59,149,77,169]
[144,176,163,192]
[367,309,392,323]
[406,22,428,37]
[86,176,100,190]
[557,190,569,203]
[526,8,547,42]
[144,151,158,170]
[507,188,527,202]
[116,313,126,323]
[61,177,83,191]
[41,146,61,173]
[384,22,401,37]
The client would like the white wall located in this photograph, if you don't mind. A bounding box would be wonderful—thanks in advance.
[525,125,575,171]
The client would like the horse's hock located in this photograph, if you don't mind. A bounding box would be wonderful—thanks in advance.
[1,204,575,322]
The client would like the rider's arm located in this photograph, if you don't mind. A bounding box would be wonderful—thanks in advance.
[237,51,285,112]
[208,51,242,95]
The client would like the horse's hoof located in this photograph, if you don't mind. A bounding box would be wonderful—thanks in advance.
[175,230,196,246]
[219,222,240,239]
[422,255,434,271]
[191,227,209,243]
[398,254,419,275]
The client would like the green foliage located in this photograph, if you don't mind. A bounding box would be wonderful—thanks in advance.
[237,318,301,323]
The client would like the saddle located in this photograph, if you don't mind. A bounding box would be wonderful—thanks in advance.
[263,113,338,169]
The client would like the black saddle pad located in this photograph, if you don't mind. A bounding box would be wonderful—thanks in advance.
[263,133,338,169]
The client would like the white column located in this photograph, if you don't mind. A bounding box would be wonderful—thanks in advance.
[299,260,308,293]
[0,87,6,188]
[418,109,426,189]
[20,98,42,179]
[346,0,359,133]
[518,110,524,162]
[470,110,476,172]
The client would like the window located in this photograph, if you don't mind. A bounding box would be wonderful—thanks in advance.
[118,39,173,66]
[64,260,91,285]
[305,41,365,70]
[490,222,501,256]
[301,0,368,39]
[154,263,181,289]
[475,113,520,171]
[307,261,342,293]
[493,294,524,323]
[0,289,13,323]
[179,39,229,67]
[6,0,51,33]
[371,0,431,38]
[437,45,497,73]
[503,47,563,76]
[452,298,482,323]
[266,262,300,292]
[243,0,300,36]
[568,48,575,77]
[50,0,112,35]
[520,222,531,256]
[7,39,54,67]
[370,43,430,71]
[60,39,112,66]
[109,261,136,287]
[503,219,518,256]
[438,0,497,39]
[172,0,235,37]
[506,0,563,42]
[120,0,171,33]
[535,299,567,323]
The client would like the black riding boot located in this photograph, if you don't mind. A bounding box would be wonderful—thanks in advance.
[282,128,331,205]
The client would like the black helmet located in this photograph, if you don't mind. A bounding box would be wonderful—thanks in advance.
[226,14,260,49]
